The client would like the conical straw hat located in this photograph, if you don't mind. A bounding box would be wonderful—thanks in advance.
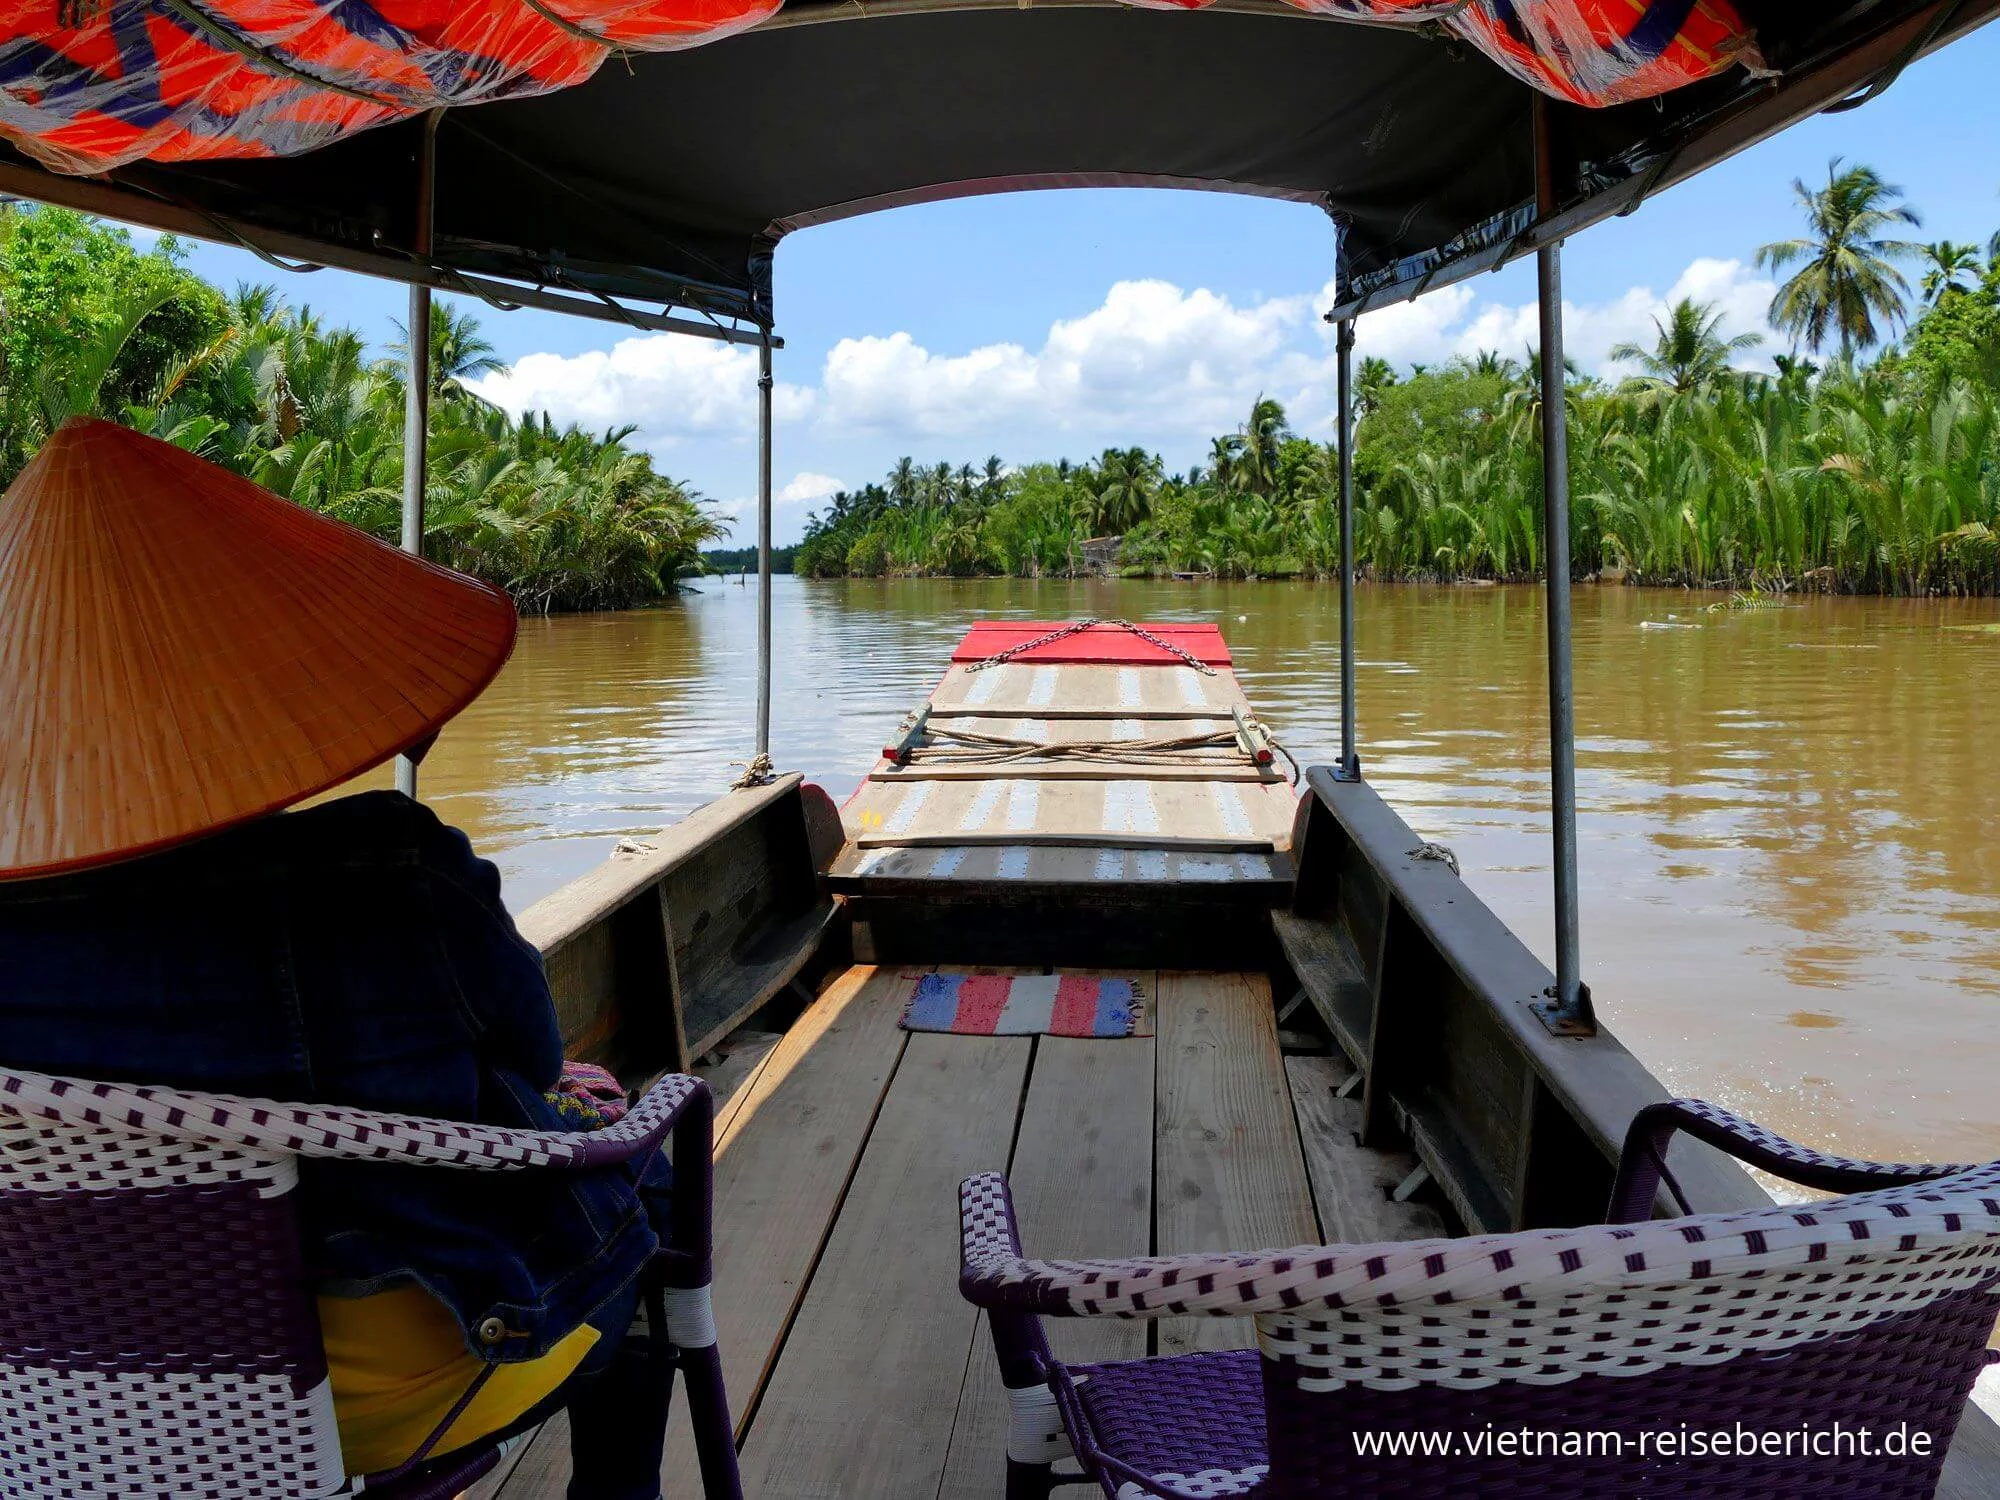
[0,418,517,880]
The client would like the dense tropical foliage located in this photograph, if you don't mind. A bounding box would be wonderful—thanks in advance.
[14,159,2000,604]
[0,206,724,611]
[799,161,2000,596]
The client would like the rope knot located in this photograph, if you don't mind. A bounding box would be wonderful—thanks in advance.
[730,753,777,789]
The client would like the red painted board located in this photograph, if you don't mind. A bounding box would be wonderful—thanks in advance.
[949,621,1232,667]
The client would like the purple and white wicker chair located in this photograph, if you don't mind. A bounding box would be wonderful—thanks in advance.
[0,1066,742,1500]
[960,1099,2000,1499]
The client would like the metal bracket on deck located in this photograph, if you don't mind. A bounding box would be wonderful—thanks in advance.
[882,703,933,766]
[1531,981,1598,1037]
[1331,753,1363,783]
[1230,706,1277,768]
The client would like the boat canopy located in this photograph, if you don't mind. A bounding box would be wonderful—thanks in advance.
[0,1,1989,335]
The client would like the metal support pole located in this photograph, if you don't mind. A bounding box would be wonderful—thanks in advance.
[395,110,440,800]
[754,329,774,761]
[1334,317,1361,782]
[1529,96,1594,1036]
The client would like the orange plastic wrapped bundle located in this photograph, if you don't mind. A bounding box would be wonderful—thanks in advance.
[1268,0,1757,106]
[1448,0,1759,107]
[0,0,1762,174]
[0,0,778,173]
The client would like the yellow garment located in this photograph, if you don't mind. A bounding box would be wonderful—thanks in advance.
[319,1286,600,1476]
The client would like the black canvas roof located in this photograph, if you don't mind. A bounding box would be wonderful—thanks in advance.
[0,0,1989,339]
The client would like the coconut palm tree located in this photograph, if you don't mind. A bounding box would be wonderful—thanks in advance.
[1236,396,1290,495]
[1609,298,1763,395]
[1919,241,1983,305]
[1206,434,1240,493]
[1355,356,1397,420]
[1757,159,1922,360]
[1091,446,1161,534]
[389,300,506,404]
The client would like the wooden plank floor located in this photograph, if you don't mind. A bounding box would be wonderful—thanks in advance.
[489,965,1446,1500]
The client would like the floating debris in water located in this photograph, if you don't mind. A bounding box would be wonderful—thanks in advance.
[1945,622,2000,635]
[1639,620,1700,630]
[1705,592,1789,614]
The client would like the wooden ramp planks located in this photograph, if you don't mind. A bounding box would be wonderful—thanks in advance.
[736,1032,1030,1499]
[846,776,1292,851]
[1154,972,1318,1356]
[829,844,1292,891]
[486,967,910,1499]
[929,662,1247,718]
[936,1022,1159,1500]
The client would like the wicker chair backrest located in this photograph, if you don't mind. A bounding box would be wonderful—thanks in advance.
[962,1158,2000,1498]
[1252,1172,2000,1498]
[0,1087,345,1499]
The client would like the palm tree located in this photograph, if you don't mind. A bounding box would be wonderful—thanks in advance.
[229,281,284,334]
[1757,159,1922,360]
[1355,356,1397,420]
[1609,298,1763,395]
[37,281,176,429]
[1206,434,1240,493]
[1919,241,1983,305]
[1091,446,1161,534]
[389,300,505,403]
[1236,396,1289,495]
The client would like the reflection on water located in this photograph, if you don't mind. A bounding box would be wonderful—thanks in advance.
[365,576,2000,1164]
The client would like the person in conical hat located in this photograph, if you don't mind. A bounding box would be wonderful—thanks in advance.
[0,419,681,1496]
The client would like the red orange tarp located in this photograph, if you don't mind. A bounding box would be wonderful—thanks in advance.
[0,0,1757,174]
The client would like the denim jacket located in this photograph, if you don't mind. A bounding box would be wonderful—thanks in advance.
[0,791,669,1363]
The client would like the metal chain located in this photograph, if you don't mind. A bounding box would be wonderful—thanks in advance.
[963,619,1097,670]
[964,618,1216,675]
[1113,619,1219,675]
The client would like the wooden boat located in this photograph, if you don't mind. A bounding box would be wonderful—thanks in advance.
[471,621,2000,1499]
[5,6,1992,1492]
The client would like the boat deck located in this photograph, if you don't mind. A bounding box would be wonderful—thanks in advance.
[832,628,1297,898]
[475,964,1444,1499]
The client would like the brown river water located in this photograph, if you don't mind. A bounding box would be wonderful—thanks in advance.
[350,577,2000,1167]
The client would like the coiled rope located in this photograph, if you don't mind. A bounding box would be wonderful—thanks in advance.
[911,725,1244,768]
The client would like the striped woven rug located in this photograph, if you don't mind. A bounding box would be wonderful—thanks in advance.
[899,973,1141,1038]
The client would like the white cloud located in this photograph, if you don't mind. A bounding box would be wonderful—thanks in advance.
[467,334,815,451]
[817,279,1318,439]
[779,470,845,503]
[473,256,1780,532]
[1350,258,1775,378]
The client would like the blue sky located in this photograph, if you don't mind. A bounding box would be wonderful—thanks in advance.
[131,20,2000,546]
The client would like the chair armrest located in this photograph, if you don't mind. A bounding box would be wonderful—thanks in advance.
[0,1067,708,1174]
[1607,1098,1979,1224]
[959,1172,1291,1321]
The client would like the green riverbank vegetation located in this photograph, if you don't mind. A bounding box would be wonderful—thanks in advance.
[799,162,2000,596]
[0,206,723,612]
